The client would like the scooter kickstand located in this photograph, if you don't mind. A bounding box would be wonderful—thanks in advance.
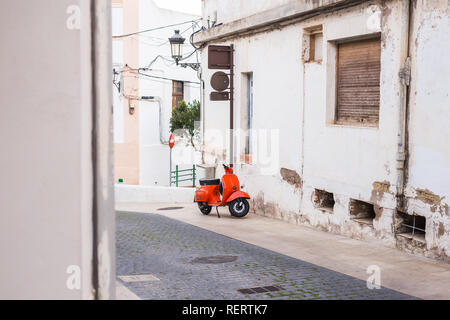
[216,206,220,218]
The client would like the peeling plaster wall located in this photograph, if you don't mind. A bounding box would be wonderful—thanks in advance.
[297,0,402,246]
[405,0,450,259]
[202,22,305,216]
[200,0,450,261]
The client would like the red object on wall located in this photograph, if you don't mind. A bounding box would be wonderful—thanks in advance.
[169,134,175,149]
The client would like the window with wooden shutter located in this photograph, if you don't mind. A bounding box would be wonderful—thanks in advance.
[335,37,381,125]
[172,80,184,109]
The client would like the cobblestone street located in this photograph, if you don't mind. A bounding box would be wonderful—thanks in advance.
[116,211,416,300]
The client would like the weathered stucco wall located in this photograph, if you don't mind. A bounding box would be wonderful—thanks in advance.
[202,0,293,25]
[405,0,450,258]
[201,0,367,26]
[199,0,450,261]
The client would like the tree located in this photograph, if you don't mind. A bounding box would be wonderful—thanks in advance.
[169,99,200,149]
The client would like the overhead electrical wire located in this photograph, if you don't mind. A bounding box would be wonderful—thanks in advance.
[128,35,165,48]
[116,22,202,68]
[189,27,205,50]
[112,19,206,92]
[157,22,199,47]
[138,71,200,85]
[115,68,200,85]
[112,18,202,39]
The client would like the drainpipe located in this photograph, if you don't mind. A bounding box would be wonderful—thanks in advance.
[197,66,206,163]
[300,38,307,213]
[396,0,412,210]
[140,96,168,145]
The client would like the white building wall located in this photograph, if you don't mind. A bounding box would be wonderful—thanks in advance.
[405,0,450,258]
[0,0,115,299]
[202,0,301,25]
[112,6,124,143]
[138,1,201,186]
[112,0,201,186]
[299,2,403,240]
[199,0,450,260]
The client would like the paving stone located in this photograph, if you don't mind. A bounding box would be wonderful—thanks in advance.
[116,211,418,300]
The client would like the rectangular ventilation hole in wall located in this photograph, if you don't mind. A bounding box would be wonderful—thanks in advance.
[312,189,335,213]
[349,199,375,225]
[395,211,426,243]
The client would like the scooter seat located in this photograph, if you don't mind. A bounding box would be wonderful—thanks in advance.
[199,179,220,186]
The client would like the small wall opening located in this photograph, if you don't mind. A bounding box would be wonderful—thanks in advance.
[312,189,335,213]
[349,199,375,225]
[302,25,323,63]
[395,211,426,243]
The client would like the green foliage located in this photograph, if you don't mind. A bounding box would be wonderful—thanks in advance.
[170,100,200,146]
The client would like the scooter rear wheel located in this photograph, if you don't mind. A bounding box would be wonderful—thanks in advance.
[198,203,212,215]
[229,198,250,218]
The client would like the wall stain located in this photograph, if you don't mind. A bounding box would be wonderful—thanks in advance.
[416,188,441,205]
[373,204,383,221]
[280,168,302,188]
[438,222,445,237]
[370,181,391,203]
[380,0,392,49]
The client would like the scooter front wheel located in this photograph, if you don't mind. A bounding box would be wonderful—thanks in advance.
[198,203,212,215]
[229,198,250,218]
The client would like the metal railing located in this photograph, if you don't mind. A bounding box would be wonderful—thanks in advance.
[170,165,196,187]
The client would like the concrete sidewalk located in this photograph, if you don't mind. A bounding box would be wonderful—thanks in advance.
[116,202,450,300]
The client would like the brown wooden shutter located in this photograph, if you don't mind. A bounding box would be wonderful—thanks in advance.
[336,38,381,125]
[172,80,184,109]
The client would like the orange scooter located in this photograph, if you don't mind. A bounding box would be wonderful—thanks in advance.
[194,164,250,218]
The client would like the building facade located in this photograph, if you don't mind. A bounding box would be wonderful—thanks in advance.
[195,0,450,260]
[112,0,201,186]
[0,0,115,299]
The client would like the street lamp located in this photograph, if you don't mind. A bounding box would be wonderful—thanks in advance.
[168,29,185,63]
[168,29,200,71]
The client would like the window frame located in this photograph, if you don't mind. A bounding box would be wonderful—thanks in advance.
[172,80,184,109]
[334,36,381,126]
[303,25,323,64]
